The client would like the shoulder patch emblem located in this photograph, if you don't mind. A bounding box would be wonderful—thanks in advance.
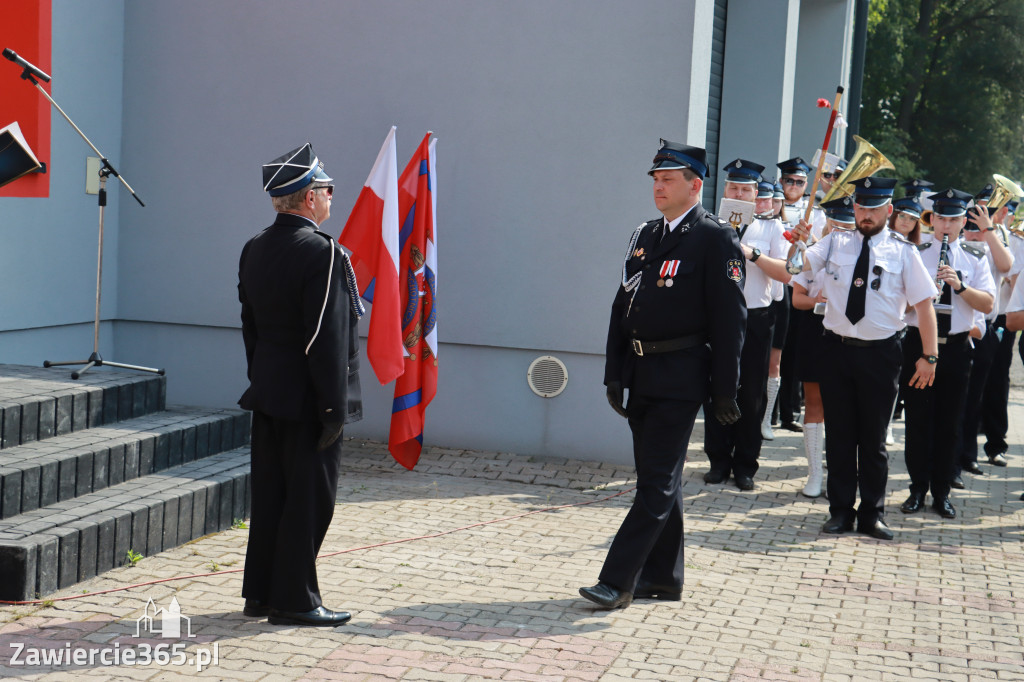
[727,258,743,282]
[917,242,933,251]
[889,231,914,246]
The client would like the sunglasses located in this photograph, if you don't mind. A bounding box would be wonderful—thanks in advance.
[820,172,836,179]
[782,178,807,186]
[870,264,882,290]
[311,184,334,196]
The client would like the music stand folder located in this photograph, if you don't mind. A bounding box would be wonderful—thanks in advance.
[0,121,42,188]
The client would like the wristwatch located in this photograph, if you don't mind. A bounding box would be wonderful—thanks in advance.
[921,354,938,364]
[750,247,761,263]
[954,281,968,294]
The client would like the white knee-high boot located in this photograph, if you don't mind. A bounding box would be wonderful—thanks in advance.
[802,422,823,498]
[761,376,781,440]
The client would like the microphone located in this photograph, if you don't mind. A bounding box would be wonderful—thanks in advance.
[2,48,51,82]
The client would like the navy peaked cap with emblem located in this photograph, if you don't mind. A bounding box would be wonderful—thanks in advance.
[722,158,764,184]
[900,178,933,199]
[851,176,897,208]
[1008,199,1020,213]
[777,157,811,176]
[892,196,923,219]
[928,188,973,217]
[821,196,856,224]
[772,179,784,199]
[263,143,333,197]
[836,158,848,172]
[975,183,995,202]
[756,179,775,199]
[649,139,708,177]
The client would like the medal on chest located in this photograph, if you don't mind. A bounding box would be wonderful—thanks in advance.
[657,260,680,287]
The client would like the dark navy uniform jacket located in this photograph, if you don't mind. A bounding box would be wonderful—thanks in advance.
[604,203,747,402]
[238,212,362,424]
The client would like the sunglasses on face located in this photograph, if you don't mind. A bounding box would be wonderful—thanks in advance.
[782,178,806,186]
[820,172,836,179]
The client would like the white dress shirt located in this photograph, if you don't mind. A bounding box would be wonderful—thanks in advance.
[741,217,790,309]
[904,234,997,334]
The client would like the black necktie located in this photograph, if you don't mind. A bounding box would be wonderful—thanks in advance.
[845,235,870,324]
[655,219,668,248]
[936,278,953,337]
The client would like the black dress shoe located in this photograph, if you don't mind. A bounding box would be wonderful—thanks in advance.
[950,475,965,490]
[963,461,984,476]
[703,469,728,484]
[633,580,682,601]
[268,605,352,626]
[242,598,270,618]
[781,422,804,432]
[900,492,925,514]
[857,519,894,541]
[578,582,632,609]
[821,515,853,534]
[932,498,956,519]
[735,475,755,491]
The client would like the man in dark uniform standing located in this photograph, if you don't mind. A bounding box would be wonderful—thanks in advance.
[238,143,364,626]
[579,140,746,609]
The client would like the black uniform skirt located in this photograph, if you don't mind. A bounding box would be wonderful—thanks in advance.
[770,287,791,349]
[796,308,827,383]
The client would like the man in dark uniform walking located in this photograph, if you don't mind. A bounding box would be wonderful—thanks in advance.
[579,140,746,609]
[238,143,364,626]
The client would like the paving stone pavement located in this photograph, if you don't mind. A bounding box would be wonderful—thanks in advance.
[1,388,1022,681]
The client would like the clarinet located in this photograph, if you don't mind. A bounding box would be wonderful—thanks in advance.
[935,234,950,296]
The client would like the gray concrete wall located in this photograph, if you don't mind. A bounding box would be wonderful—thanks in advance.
[0,1,124,362]
[791,0,855,167]
[112,0,710,461]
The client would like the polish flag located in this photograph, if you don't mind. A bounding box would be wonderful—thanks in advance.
[339,126,404,385]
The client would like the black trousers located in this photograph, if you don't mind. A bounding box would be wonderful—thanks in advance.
[599,395,700,593]
[778,292,802,424]
[901,328,972,501]
[819,332,901,525]
[242,411,343,612]
[982,316,1016,457]
[704,306,774,478]
[959,322,996,471]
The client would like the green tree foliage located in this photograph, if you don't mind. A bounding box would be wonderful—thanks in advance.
[861,0,1024,195]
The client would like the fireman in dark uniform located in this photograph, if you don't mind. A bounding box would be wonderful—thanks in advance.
[579,140,746,609]
[238,143,364,627]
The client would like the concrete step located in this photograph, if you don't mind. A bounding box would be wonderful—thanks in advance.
[0,447,251,601]
[0,364,167,450]
[0,407,249,520]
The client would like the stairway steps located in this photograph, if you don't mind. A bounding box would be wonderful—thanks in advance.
[0,407,249,520]
[0,448,250,600]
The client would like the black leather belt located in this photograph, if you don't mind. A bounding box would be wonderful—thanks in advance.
[631,333,706,357]
[938,331,969,346]
[825,330,900,347]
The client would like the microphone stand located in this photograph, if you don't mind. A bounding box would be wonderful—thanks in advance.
[5,49,164,379]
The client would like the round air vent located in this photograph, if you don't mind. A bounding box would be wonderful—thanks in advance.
[527,355,569,398]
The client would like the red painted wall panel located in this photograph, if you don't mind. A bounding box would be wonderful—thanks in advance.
[0,0,52,197]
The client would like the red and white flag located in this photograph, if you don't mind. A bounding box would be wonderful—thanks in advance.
[339,126,404,385]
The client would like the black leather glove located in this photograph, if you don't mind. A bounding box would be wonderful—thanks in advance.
[317,419,345,451]
[606,381,628,418]
[712,397,741,425]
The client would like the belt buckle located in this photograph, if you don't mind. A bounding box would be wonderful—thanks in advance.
[632,339,644,357]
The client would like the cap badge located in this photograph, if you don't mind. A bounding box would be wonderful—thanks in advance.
[864,178,872,188]
[947,190,954,197]
[735,161,742,168]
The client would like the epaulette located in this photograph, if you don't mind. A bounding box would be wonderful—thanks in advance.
[962,243,985,259]
[888,231,915,246]
[917,241,933,251]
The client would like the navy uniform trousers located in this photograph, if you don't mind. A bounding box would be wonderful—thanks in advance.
[598,394,700,592]
[982,315,1016,458]
[704,305,774,479]
[819,332,901,526]
[959,320,998,471]
[901,327,972,502]
[242,413,343,612]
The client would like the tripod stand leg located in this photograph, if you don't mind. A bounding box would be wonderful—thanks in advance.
[101,360,165,376]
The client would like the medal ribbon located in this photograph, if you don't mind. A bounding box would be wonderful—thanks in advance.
[659,260,679,278]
